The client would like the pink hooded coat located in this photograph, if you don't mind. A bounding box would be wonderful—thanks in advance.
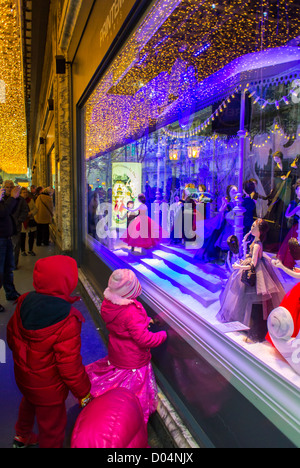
[101,290,167,369]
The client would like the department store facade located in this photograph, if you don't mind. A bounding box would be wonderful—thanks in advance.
[31,0,300,448]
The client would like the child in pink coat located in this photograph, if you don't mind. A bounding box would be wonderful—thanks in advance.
[86,269,167,423]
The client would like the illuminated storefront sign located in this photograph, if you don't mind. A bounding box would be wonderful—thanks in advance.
[100,0,126,47]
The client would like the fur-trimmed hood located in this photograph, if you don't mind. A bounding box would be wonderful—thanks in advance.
[103,287,134,306]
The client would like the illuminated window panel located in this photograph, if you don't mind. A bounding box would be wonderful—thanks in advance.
[85,0,300,159]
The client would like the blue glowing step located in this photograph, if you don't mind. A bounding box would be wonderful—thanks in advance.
[138,258,219,308]
[159,243,229,280]
[151,249,223,293]
[131,262,215,313]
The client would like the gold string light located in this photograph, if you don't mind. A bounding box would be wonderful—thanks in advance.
[0,0,27,175]
[85,0,300,159]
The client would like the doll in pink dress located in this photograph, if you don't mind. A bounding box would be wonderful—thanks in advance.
[122,193,163,251]
[85,269,167,423]
[217,219,285,341]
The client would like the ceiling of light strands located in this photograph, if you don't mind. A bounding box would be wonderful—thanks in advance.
[0,0,27,175]
[85,0,300,160]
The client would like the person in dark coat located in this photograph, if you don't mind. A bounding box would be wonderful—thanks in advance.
[3,180,29,268]
[0,185,21,311]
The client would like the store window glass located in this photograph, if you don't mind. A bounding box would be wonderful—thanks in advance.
[83,0,300,379]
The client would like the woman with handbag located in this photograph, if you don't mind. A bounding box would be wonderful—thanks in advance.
[20,188,38,256]
[34,187,54,246]
[217,219,285,341]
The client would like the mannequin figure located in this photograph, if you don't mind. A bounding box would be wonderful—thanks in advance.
[117,200,138,252]
[277,180,300,270]
[217,219,285,342]
[263,151,291,251]
[194,185,237,263]
[226,235,239,272]
[214,185,238,252]
[121,193,162,252]
[272,237,300,277]
[182,189,197,243]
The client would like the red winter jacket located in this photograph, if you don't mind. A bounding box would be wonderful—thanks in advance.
[71,388,148,448]
[7,255,91,406]
[101,297,167,369]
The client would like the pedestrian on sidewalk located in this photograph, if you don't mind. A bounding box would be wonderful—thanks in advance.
[34,186,43,201]
[20,187,38,257]
[7,255,92,448]
[34,187,54,246]
[0,185,22,312]
[3,181,29,269]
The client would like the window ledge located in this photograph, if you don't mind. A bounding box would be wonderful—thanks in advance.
[86,238,300,447]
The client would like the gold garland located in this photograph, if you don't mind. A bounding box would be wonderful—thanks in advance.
[0,0,27,175]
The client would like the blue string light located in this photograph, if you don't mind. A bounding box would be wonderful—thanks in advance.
[193,43,211,57]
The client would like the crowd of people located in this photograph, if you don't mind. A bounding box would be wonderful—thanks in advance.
[0,181,54,313]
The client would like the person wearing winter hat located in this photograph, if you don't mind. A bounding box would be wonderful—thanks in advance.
[105,268,142,303]
[7,255,91,448]
[86,268,167,424]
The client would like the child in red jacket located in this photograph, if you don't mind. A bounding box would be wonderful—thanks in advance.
[86,269,167,424]
[7,255,91,448]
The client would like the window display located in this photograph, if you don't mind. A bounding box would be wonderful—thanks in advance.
[82,0,300,386]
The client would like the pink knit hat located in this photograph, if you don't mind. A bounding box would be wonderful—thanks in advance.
[107,269,142,300]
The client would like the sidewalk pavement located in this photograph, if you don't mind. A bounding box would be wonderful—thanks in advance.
[0,244,107,448]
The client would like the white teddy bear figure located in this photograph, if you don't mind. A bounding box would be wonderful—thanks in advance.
[267,304,300,375]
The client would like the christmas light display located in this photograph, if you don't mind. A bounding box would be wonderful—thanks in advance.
[0,0,27,175]
[85,0,300,160]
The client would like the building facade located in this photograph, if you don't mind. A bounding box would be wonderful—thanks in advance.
[30,0,300,447]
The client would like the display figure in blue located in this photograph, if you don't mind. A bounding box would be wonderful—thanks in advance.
[277,179,300,270]
[263,151,299,252]
[194,185,237,263]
